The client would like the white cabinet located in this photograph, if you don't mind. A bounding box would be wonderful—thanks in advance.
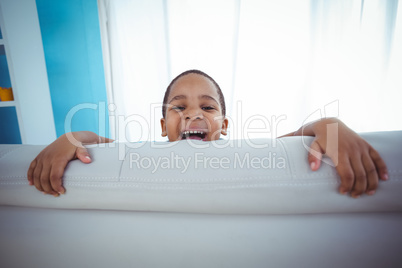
[0,0,56,144]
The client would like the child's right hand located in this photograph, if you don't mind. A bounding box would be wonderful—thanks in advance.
[27,131,112,196]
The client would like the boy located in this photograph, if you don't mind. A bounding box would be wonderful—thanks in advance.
[27,70,388,198]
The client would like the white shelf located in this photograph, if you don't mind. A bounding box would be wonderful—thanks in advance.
[0,0,56,144]
[0,100,15,107]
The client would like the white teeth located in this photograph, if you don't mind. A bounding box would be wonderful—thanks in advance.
[182,130,205,135]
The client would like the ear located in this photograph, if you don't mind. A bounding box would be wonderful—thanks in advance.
[160,118,167,137]
[220,118,229,136]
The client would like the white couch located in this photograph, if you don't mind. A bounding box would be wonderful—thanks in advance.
[1,132,401,268]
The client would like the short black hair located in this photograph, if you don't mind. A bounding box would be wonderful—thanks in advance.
[162,69,226,118]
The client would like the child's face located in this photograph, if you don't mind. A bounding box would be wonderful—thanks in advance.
[161,73,228,141]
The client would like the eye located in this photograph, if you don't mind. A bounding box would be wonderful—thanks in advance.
[172,106,185,111]
[202,106,215,111]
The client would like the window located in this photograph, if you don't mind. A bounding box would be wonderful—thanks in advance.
[98,0,402,142]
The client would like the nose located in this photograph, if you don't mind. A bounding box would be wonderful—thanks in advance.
[185,108,203,120]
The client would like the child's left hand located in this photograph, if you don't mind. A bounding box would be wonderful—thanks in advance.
[291,118,388,198]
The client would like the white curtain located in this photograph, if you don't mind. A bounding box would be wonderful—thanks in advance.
[98,0,402,142]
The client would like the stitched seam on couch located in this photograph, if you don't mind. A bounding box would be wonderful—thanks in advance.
[2,176,402,188]
[20,180,402,190]
[1,170,402,182]
[33,181,343,189]
[0,173,338,181]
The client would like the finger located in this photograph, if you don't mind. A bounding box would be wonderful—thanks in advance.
[336,156,354,195]
[349,155,367,198]
[39,164,60,196]
[308,139,323,171]
[27,159,37,186]
[101,136,114,143]
[76,147,92,164]
[370,148,388,181]
[49,160,69,195]
[362,154,378,195]
[33,162,44,192]
[39,163,53,194]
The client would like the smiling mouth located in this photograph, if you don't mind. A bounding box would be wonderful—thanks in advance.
[181,130,207,141]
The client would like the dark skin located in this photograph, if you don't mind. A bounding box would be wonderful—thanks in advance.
[27,131,113,197]
[281,118,388,198]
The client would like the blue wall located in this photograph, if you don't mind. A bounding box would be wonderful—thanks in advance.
[36,0,109,138]
[0,45,12,88]
[0,107,22,144]
[1,35,19,143]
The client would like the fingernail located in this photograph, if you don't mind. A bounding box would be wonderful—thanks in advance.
[310,162,316,170]
[353,195,360,199]
[339,188,347,195]
[383,174,389,181]
[367,190,376,195]
[28,181,32,185]
[85,156,91,160]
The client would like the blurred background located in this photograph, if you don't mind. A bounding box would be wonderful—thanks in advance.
[0,0,400,144]
[100,0,402,141]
